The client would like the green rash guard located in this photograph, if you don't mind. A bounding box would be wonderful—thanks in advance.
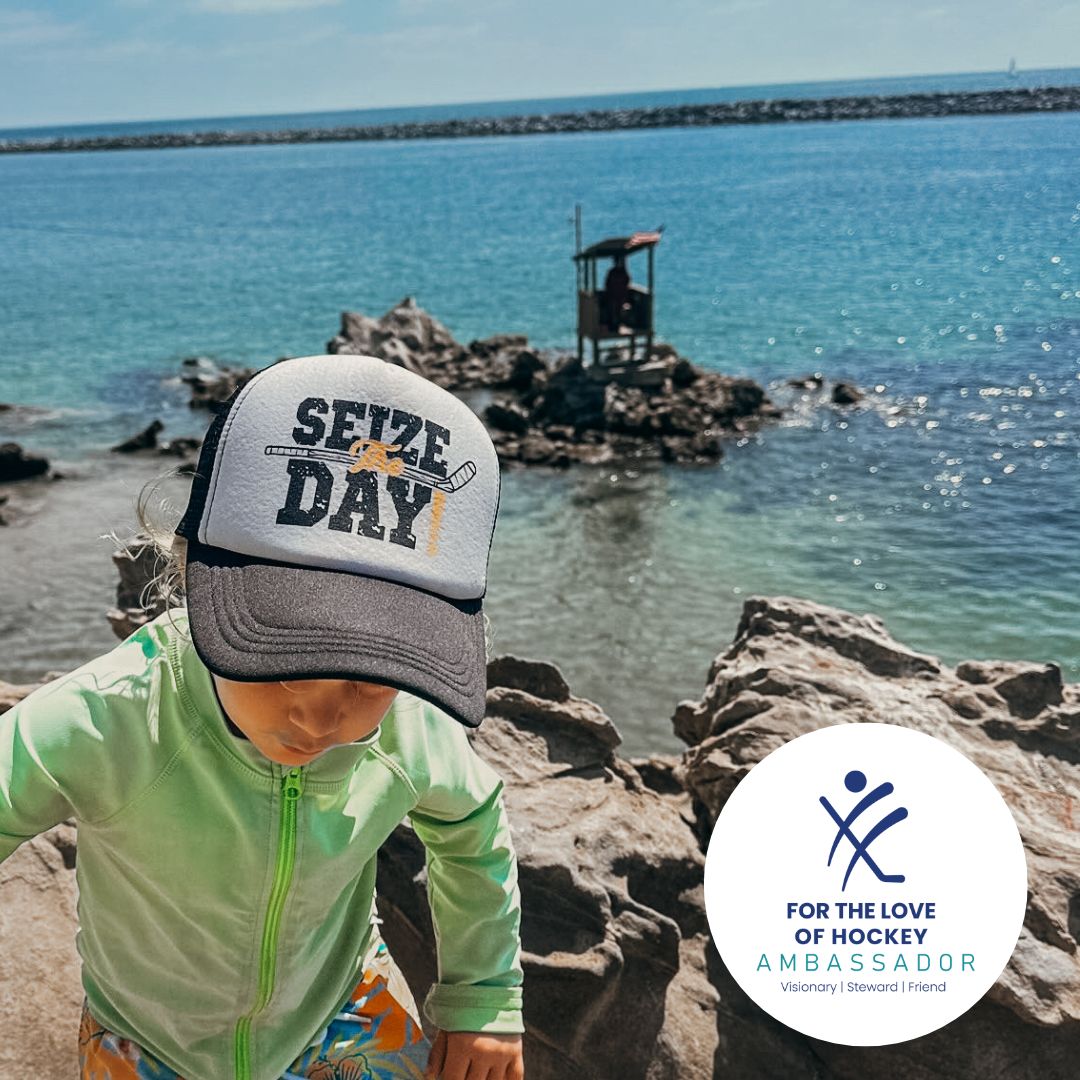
[0,610,524,1080]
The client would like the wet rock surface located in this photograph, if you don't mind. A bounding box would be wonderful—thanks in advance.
[0,441,50,482]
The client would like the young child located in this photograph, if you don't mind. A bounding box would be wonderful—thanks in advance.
[0,354,525,1080]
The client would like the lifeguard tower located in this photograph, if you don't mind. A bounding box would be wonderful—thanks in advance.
[573,211,663,382]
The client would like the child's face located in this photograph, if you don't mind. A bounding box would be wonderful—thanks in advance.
[211,675,398,766]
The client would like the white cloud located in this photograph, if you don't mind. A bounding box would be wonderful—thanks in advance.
[196,0,342,13]
[0,10,80,46]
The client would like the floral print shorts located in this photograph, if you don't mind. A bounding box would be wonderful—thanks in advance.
[78,941,433,1079]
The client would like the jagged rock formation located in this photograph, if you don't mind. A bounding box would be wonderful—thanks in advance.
[377,655,716,1078]
[172,299,781,467]
[3,595,1075,1077]
[329,297,782,465]
[671,595,1080,1077]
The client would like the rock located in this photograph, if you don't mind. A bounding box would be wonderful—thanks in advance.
[0,442,49,482]
[484,400,530,434]
[673,594,1080,1075]
[831,380,864,405]
[158,436,202,458]
[506,349,546,392]
[326,300,781,465]
[4,587,1079,1076]
[182,360,256,409]
[956,660,1065,719]
[378,657,715,1079]
[0,678,48,714]
[329,297,523,391]
[671,356,698,388]
[0,824,82,1078]
[469,334,529,358]
[8,86,1080,156]
[487,655,572,701]
[786,372,824,390]
[106,535,177,639]
[111,419,164,453]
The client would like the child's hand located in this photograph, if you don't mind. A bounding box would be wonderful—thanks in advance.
[424,1028,524,1080]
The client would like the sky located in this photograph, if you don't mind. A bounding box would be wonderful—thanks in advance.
[1,0,1079,129]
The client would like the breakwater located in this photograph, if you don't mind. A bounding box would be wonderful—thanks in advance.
[4,84,1079,155]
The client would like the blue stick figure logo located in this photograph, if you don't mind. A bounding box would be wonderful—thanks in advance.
[820,769,908,891]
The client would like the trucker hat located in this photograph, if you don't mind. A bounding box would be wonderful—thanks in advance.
[175,353,501,728]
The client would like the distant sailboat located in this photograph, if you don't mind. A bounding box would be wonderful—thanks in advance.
[1007,57,1018,79]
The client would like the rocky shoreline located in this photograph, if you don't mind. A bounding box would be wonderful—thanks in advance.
[1,591,1077,1078]
[4,85,1079,155]
[328,297,784,465]
[82,297,790,471]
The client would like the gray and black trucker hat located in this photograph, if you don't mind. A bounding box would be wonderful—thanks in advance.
[175,353,501,728]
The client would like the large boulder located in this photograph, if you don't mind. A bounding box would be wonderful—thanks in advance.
[377,655,718,1079]
[673,595,1080,1077]
[0,825,81,1078]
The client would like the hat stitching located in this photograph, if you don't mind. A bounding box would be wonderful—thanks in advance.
[203,567,478,693]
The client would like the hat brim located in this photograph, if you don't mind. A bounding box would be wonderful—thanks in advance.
[184,540,488,729]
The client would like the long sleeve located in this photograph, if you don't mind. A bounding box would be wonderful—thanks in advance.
[0,622,177,866]
[406,710,524,1035]
[0,689,78,865]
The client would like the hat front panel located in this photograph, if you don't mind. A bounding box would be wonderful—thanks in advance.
[199,354,498,601]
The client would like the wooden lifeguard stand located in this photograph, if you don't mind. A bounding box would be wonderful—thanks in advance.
[573,208,663,379]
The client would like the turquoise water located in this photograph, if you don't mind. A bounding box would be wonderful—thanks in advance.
[1,99,1078,754]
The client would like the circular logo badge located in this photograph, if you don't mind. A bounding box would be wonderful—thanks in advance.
[704,723,1027,1046]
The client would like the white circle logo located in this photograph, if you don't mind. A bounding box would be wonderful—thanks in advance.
[704,723,1027,1046]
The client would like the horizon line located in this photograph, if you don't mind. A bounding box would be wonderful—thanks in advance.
[4,62,1078,135]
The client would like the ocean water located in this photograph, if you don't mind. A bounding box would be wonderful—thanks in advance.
[2,65,1077,142]
[1,89,1078,755]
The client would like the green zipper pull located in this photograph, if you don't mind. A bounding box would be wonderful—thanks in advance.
[283,767,305,801]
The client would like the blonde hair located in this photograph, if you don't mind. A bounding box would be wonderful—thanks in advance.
[128,469,496,662]
[133,469,189,614]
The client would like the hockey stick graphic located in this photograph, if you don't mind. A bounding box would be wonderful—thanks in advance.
[264,445,477,493]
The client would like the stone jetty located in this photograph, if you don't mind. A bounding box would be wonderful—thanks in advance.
[3,85,1079,155]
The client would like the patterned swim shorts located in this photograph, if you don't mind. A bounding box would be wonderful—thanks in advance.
[78,941,433,1079]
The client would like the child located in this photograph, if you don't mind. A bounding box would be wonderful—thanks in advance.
[0,354,525,1080]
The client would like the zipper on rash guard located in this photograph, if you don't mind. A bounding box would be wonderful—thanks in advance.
[234,765,306,1080]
